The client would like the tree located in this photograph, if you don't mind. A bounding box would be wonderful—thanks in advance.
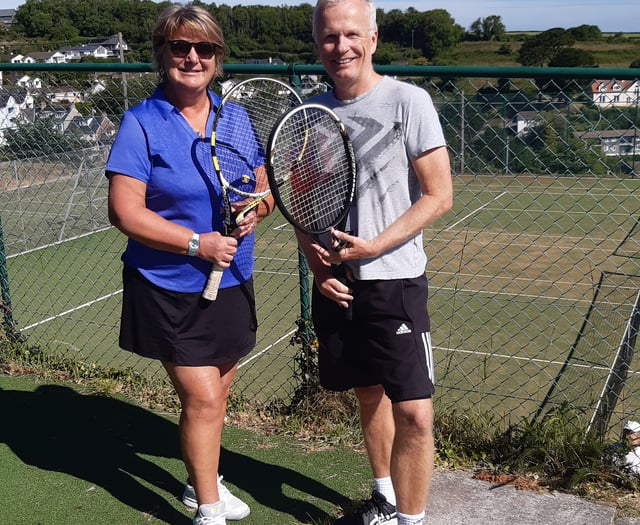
[548,48,596,68]
[1,119,86,160]
[417,9,464,60]
[518,28,575,66]
[568,24,602,41]
[468,15,506,41]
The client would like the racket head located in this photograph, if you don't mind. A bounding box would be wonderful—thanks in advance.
[203,78,301,300]
[266,103,357,238]
[212,77,303,201]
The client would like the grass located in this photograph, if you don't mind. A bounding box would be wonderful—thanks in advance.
[436,38,640,68]
[4,364,640,524]
[0,372,369,525]
[5,332,640,522]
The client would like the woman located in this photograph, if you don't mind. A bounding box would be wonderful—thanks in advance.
[106,5,270,524]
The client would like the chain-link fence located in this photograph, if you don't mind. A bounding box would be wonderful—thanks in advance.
[0,63,639,438]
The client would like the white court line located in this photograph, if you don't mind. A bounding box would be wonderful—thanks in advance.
[20,282,298,370]
[238,329,297,368]
[20,290,123,331]
[437,346,612,372]
[6,226,113,259]
[446,191,507,231]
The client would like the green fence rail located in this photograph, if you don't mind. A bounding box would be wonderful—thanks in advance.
[0,63,639,438]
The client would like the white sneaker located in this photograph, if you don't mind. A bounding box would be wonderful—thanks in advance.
[183,475,251,520]
[193,501,226,525]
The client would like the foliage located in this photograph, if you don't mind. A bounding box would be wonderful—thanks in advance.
[568,24,603,41]
[0,338,181,411]
[417,9,465,60]
[9,0,472,65]
[1,118,86,161]
[435,404,636,492]
[13,0,159,45]
[518,27,576,66]
[496,43,513,56]
[468,15,506,42]
[289,316,321,404]
[5,1,639,68]
[548,47,596,67]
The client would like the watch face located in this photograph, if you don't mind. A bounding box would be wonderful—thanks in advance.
[188,234,199,255]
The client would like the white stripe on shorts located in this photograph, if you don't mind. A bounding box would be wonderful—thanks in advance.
[422,331,434,385]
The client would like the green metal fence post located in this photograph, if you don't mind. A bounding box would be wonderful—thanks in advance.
[298,248,311,323]
[0,213,18,340]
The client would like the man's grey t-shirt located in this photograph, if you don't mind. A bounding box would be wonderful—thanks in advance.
[311,76,447,280]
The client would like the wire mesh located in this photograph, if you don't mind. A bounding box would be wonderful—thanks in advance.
[0,66,638,438]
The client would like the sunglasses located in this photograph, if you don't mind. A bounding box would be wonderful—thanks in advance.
[168,40,219,59]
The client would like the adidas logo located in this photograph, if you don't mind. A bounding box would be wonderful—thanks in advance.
[395,323,412,335]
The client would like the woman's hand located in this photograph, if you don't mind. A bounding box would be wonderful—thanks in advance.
[230,200,259,238]
[197,231,238,268]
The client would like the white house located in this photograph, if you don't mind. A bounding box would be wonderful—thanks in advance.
[25,51,67,64]
[0,89,35,146]
[86,35,129,56]
[16,75,42,89]
[576,129,640,157]
[59,44,110,62]
[510,111,543,136]
[45,86,84,104]
[591,80,640,108]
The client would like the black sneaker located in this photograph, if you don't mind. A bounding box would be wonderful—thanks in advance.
[334,490,397,525]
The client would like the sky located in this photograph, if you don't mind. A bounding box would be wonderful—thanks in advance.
[0,0,638,33]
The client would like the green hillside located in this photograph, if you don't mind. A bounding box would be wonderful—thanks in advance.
[437,35,640,68]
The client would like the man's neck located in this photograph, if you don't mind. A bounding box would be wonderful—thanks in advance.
[334,70,382,101]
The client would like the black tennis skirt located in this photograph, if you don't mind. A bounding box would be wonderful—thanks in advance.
[119,266,257,366]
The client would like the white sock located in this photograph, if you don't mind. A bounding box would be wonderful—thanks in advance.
[373,476,396,506]
[397,511,425,525]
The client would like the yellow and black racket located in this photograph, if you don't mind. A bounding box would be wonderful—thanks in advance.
[202,77,302,301]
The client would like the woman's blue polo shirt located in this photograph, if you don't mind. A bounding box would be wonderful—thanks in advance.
[105,86,263,293]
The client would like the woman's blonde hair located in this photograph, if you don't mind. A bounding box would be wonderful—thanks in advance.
[152,4,225,81]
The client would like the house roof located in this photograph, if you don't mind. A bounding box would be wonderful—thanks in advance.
[25,52,57,60]
[576,129,639,139]
[591,79,640,93]
[59,44,106,54]
[86,35,122,46]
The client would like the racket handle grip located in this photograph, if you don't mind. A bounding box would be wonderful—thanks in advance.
[332,264,353,321]
[202,265,224,301]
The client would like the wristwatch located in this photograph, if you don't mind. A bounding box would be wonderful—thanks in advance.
[187,232,200,256]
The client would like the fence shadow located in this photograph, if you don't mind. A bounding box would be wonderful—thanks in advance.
[0,383,189,523]
[0,382,347,524]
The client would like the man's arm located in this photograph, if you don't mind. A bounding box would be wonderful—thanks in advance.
[328,145,453,261]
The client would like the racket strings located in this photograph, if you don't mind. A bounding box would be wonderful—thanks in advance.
[272,109,354,232]
[214,80,301,198]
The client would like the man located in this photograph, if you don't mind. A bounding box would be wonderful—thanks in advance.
[298,1,454,524]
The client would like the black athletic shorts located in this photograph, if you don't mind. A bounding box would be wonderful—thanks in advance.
[312,274,434,403]
[119,266,256,366]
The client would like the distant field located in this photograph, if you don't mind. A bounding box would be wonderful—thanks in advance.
[440,37,640,68]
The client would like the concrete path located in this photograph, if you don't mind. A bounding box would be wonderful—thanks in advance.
[426,469,640,525]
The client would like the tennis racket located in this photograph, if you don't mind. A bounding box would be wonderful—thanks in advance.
[202,77,302,301]
[266,103,357,318]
